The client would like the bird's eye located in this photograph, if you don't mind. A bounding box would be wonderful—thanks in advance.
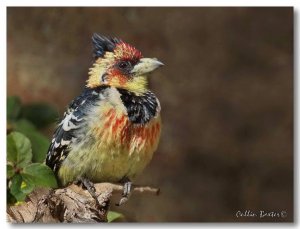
[118,61,130,69]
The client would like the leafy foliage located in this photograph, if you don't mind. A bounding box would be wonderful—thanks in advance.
[7,132,32,167]
[15,119,50,163]
[7,96,59,204]
[7,132,57,203]
[107,211,124,222]
[22,163,57,188]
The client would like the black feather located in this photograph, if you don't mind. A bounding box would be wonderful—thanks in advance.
[92,33,121,59]
[117,88,159,124]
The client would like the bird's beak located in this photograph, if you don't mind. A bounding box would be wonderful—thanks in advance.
[131,58,164,75]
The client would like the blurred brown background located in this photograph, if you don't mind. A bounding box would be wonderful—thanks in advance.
[7,7,293,222]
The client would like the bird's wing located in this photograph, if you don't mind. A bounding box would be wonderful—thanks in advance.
[46,86,108,173]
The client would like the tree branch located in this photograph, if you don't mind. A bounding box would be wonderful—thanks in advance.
[7,182,160,223]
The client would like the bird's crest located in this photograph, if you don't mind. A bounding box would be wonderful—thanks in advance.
[92,33,142,61]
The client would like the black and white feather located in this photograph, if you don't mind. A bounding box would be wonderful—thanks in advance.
[46,86,109,174]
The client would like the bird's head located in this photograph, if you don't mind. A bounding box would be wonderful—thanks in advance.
[87,34,163,94]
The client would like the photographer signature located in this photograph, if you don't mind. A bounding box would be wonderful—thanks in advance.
[236,210,287,218]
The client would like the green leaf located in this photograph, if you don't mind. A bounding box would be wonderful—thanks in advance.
[15,119,50,163]
[10,174,28,202]
[20,180,35,195]
[7,136,17,163]
[7,164,15,179]
[7,132,32,167]
[22,163,57,188]
[21,103,58,128]
[7,189,17,204]
[107,211,124,222]
[7,96,21,121]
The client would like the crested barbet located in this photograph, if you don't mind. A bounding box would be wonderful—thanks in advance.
[46,34,163,206]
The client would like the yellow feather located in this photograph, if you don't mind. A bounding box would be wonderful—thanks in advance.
[86,52,114,88]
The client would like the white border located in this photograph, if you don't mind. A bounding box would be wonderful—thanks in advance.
[1,1,299,229]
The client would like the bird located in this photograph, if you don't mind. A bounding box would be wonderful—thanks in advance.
[45,33,163,206]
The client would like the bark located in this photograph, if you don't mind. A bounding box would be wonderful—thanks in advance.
[7,183,159,223]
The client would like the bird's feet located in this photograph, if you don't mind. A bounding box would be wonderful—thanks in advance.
[75,177,103,210]
[116,177,132,206]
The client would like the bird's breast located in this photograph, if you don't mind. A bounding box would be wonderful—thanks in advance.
[91,107,161,156]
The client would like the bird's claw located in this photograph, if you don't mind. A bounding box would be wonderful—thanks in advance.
[116,196,129,206]
[76,177,102,209]
[116,179,132,206]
